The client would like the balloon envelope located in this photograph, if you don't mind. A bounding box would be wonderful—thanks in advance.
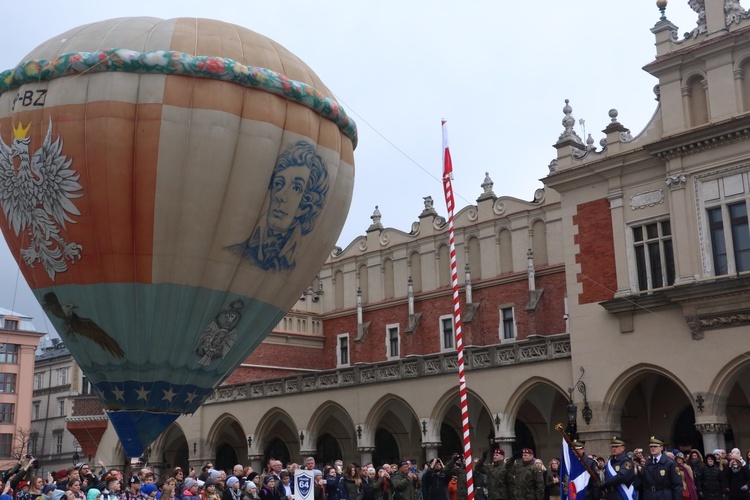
[0,17,356,457]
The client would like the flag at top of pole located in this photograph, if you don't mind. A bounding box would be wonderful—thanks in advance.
[442,119,453,181]
[440,119,474,500]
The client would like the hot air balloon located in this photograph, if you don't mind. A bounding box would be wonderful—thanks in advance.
[0,17,356,457]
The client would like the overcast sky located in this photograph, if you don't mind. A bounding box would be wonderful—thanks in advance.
[0,1,700,333]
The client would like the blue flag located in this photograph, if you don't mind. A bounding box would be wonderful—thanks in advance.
[561,437,590,500]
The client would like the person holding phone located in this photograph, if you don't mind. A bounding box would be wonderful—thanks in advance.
[392,461,420,500]
[422,459,451,500]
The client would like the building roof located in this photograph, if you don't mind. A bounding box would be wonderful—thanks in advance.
[35,341,71,362]
[0,307,36,331]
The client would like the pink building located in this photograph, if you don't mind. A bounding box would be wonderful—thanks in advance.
[0,308,43,468]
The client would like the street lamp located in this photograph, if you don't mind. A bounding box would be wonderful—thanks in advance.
[566,389,578,438]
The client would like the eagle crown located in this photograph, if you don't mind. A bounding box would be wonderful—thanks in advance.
[12,122,31,141]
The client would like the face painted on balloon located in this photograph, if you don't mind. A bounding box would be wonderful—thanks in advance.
[226,141,328,271]
[267,166,311,233]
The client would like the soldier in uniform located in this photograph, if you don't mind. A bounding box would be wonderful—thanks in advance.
[641,437,682,500]
[598,437,636,500]
[511,448,544,500]
[570,440,599,500]
[475,448,509,500]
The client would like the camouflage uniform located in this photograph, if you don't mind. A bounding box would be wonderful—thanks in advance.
[511,461,544,500]
[475,454,509,500]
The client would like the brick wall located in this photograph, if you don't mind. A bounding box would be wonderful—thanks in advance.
[573,198,616,304]
[228,270,567,383]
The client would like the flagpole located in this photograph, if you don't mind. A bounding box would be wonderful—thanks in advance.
[555,423,600,484]
[441,119,474,500]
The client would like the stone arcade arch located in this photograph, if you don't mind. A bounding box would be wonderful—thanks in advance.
[431,388,493,459]
[706,352,750,452]
[365,394,420,466]
[205,413,246,470]
[150,422,189,472]
[504,376,570,460]
[253,407,300,467]
[602,364,695,452]
[307,401,356,465]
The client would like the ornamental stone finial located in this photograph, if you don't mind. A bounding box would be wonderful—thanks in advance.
[481,172,494,194]
[657,0,667,21]
[557,99,583,144]
[367,205,383,232]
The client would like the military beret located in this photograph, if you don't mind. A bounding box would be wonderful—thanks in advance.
[522,448,534,455]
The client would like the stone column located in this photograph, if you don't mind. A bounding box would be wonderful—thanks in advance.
[696,423,729,453]
[493,437,515,457]
[358,447,375,466]
[422,443,440,462]
[249,455,264,473]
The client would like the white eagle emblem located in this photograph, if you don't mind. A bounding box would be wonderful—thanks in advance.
[0,118,83,280]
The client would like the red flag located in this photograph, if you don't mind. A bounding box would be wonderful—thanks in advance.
[442,119,453,180]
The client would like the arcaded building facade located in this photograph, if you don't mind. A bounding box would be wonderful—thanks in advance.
[71,0,750,474]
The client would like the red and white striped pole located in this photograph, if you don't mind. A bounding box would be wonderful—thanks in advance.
[441,119,474,500]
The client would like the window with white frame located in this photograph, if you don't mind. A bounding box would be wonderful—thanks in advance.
[57,367,68,386]
[3,319,18,330]
[55,434,63,454]
[699,169,750,276]
[439,315,455,351]
[32,402,39,420]
[500,307,516,341]
[631,220,675,291]
[337,333,350,367]
[29,433,38,455]
[34,372,44,390]
[58,400,65,417]
[386,324,400,359]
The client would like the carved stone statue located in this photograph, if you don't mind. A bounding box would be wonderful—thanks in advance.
[725,0,750,26]
[687,0,708,37]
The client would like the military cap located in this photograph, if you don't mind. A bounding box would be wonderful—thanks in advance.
[571,440,585,449]
[610,436,626,446]
[648,436,665,446]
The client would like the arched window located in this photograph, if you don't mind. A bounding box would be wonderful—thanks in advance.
[373,429,400,466]
[334,270,344,310]
[316,433,342,467]
[532,220,548,266]
[383,258,395,299]
[216,442,238,472]
[358,264,369,304]
[438,245,450,287]
[264,438,290,467]
[437,422,462,459]
[499,229,513,274]
[409,252,422,293]
[685,74,708,127]
[467,236,481,279]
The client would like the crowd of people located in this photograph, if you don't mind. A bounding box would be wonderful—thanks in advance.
[1,442,749,500]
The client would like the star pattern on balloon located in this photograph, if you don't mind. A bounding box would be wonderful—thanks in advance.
[162,387,177,403]
[135,386,151,401]
[185,391,198,404]
[112,386,125,401]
